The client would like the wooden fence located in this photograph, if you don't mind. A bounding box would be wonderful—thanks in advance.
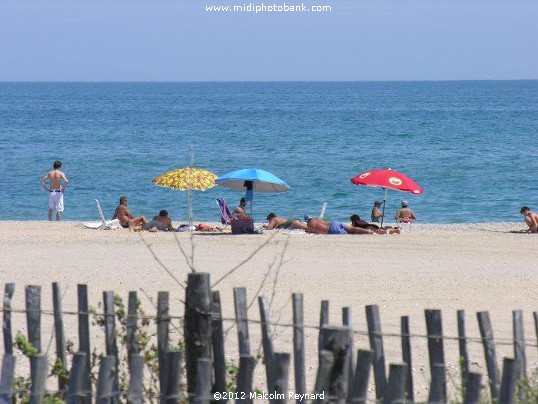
[1,274,538,403]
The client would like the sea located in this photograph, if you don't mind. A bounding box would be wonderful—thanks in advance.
[0,81,536,224]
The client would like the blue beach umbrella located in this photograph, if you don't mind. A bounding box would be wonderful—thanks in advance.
[215,168,290,218]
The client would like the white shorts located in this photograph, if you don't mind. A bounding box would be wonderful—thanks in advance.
[48,190,64,212]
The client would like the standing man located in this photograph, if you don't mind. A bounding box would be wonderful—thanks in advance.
[395,201,417,224]
[41,160,69,221]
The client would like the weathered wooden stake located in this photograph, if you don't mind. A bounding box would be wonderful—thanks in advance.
[512,310,526,381]
[157,291,170,402]
[400,316,414,402]
[103,291,119,403]
[234,287,251,356]
[77,284,92,402]
[499,357,516,404]
[319,326,353,401]
[52,282,67,394]
[457,310,470,396]
[425,309,446,401]
[194,358,212,404]
[350,349,373,404]
[463,372,482,404]
[165,351,182,403]
[0,354,16,403]
[211,291,227,400]
[66,352,87,403]
[383,363,407,404]
[185,273,212,398]
[366,305,387,401]
[3,284,15,355]
[259,296,275,392]
[128,354,144,404]
[96,356,118,403]
[29,354,47,404]
[342,307,355,401]
[428,363,445,404]
[126,291,139,362]
[314,350,334,403]
[25,285,42,353]
[477,311,499,400]
[318,300,329,356]
[237,355,256,404]
[292,293,306,402]
[272,353,290,404]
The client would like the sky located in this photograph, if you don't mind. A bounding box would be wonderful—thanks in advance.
[0,0,537,81]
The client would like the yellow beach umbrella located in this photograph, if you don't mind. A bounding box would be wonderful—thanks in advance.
[153,167,217,228]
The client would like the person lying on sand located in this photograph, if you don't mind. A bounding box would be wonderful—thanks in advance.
[264,213,308,230]
[304,216,400,235]
[144,210,174,232]
[112,196,148,231]
[350,214,381,230]
[520,206,538,233]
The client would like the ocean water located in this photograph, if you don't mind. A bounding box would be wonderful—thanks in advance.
[0,81,536,224]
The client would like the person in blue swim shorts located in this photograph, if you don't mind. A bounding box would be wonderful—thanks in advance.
[304,215,400,235]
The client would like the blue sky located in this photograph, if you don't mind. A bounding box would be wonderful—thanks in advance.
[1,0,536,81]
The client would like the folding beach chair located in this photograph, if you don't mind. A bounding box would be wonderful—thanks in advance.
[84,199,121,230]
[215,198,234,227]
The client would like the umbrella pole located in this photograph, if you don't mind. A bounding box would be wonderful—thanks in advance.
[187,189,194,229]
[380,187,387,228]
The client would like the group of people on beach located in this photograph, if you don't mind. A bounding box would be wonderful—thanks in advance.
[41,160,538,233]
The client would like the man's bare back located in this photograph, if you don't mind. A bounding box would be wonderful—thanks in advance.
[40,161,68,221]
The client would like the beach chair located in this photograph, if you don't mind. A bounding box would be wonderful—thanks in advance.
[84,199,121,230]
[215,198,233,227]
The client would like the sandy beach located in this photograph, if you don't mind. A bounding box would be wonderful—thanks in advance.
[1,220,537,400]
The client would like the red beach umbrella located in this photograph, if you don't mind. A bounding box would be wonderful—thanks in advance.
[350,168,423,226]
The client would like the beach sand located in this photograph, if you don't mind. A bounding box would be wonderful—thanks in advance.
[1,221,537,400]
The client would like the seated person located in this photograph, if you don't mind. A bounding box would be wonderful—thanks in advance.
[233,197,250,219]
[144,210,174,232]
[520,206,538,233]
[350,214,380,230]
[112,196,148,231]
[395,201,417,223]
[264,212,308,230]
[371,201,384,223]
[304,215,399,235]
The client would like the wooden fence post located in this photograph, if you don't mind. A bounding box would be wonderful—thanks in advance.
[66,352,87,403]
[477,311,499,400]
[499,357,516,404]
[185,273,212,398]
[318,300,329,356]
[77,284,92,402]
[366,305,387,401]
[194,358,212,404]
[319,326,353,401]
[211,291,227,399]
[3,283,15,355]
[0,354,16,403]
[259,296,275,391]
[25,285,42,353]
[350,349,373,404]
[428,363,445,404]
[512,310,526,382]
[52,282,67,395]
[236,355,256,404]
[383,363,407,404]
[314,350,334,403]
[127,291,139,363]
[457,310,470,396]
[273,353,290,404]
[342,307,355,401]
[96,356,119,403]
[128,354,144,404]
[165,351,182,403]
[534,311,538,354]
[425,309,446,402]
[157,291,170,402]
[29,354,47,404]
[234,287,251,356]
[463,372,482,404]
[400,316,414,402]
[292,293,306,402]
[103,291,119,403]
